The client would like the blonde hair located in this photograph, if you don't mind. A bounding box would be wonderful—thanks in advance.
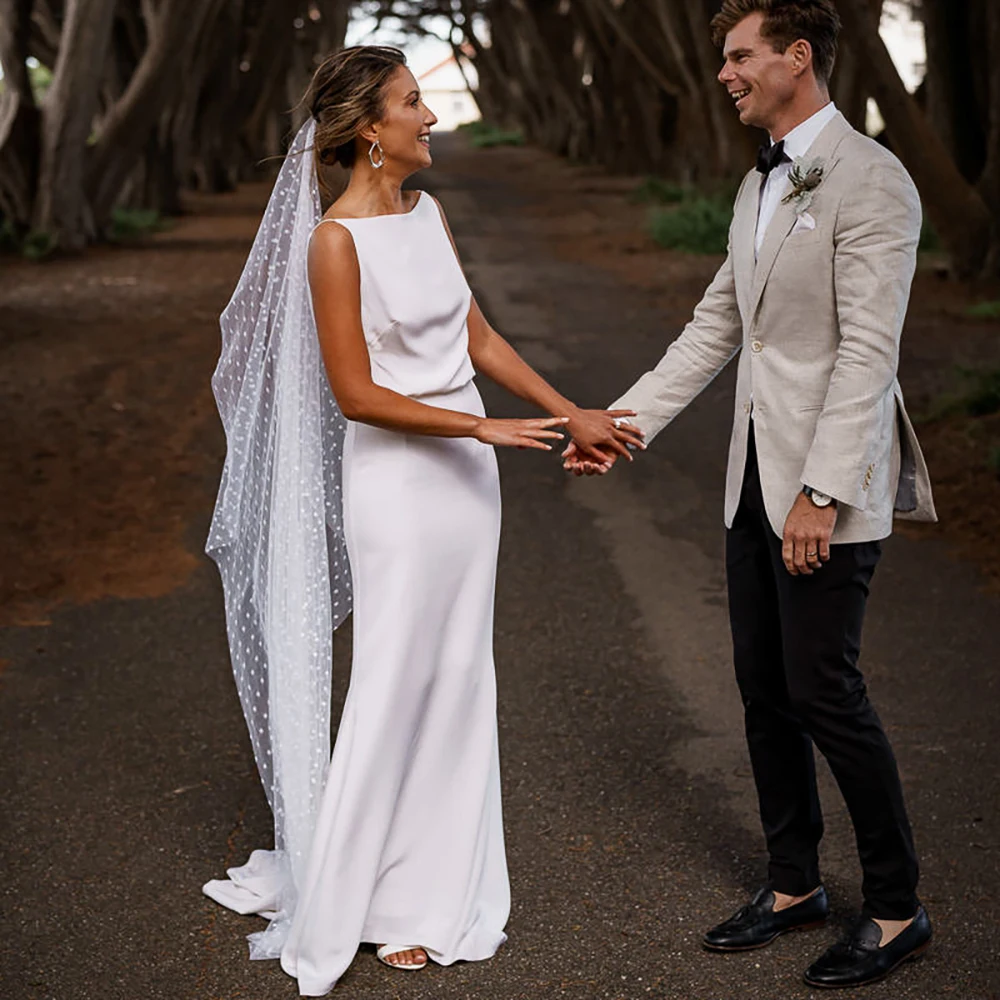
[307,46,407,170]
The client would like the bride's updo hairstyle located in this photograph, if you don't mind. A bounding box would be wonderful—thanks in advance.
[308,46,407,170]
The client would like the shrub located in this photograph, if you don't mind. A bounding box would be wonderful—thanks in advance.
[470,127,524,149]
[458,119,525,148]
[630,176,689,205]
[22,229,57,260]
[648,196,732,255]
[918,216,941,252]
[456,119,490,136]
[967,301,1000,321]
[107,207,164,243]
[959,367,1000,417]
[923,366,1000,422]
[0,216,18,253]
[989,445,1000,478]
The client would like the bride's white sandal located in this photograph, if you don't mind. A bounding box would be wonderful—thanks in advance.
[376,944,428,971]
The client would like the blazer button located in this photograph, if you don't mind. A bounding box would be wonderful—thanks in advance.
[743,402,751,414]
[751,339,763,353]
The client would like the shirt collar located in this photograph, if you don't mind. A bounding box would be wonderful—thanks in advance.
[772,101,839,161]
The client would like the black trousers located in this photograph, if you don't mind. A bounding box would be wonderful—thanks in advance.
[725,427,919,920]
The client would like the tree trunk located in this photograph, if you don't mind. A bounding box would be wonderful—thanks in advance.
[684,0,758,176]
[838,0,992,276]
[0,0,41,231]
[921,0,985,183]
[86,0,202,225]
[27,0,61,68]
[976,0,1000,275]
[33,0,118,248]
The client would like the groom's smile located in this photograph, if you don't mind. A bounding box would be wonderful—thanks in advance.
[717,11,802,135]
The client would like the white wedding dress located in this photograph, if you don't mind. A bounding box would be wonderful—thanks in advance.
[279,191,509,995]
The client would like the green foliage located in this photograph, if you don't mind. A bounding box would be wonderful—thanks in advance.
[471,128,525,149]
[966,300,1000,320]
[648,195,733,255]
[924,366,1000,422]
[458,119,525,148]
[630,176,689,205]
[0,216,19,253]
[107,207,164,243]
[918,216,941,252]
[959,367,1000,417]
[989,445,1000,478]
[22,229,57,260]
[28,61,53,102]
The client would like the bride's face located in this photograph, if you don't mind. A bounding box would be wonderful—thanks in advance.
[368,66,438,172]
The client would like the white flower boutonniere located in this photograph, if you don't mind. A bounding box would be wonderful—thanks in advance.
[782,156,824,215]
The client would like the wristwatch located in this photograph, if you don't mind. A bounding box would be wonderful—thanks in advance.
[802,485,834,508]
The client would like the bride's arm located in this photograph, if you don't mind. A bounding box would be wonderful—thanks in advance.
[309,222,566,451]
[428,195,644,463]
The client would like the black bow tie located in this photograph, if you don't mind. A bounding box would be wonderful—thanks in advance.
[757,140,791,177]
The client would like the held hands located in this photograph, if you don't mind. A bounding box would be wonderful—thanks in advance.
[782,491,838,575]
[473,408,644,467]
[561,409,645,475]
[473,415,569,450]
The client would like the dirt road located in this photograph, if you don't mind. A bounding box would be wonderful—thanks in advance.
[0,133,996,1000]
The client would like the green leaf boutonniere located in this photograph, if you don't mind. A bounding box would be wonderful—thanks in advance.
[782,156,824,215]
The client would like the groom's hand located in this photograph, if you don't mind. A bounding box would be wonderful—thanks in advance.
[562,440,617,475]
[560,408,644,475]
[782,493,838,575]
[564,408,645,464]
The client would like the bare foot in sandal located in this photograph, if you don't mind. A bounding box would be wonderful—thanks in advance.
[376,944,428,970]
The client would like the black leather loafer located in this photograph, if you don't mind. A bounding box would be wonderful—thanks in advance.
[702,885,829,952]
[803,906,932,988]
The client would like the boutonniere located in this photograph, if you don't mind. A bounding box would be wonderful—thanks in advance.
[782,156,824,215]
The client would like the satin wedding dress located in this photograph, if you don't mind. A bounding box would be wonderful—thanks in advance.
[279,191,510,995]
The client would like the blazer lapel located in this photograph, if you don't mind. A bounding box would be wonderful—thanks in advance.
[730,170,758,323]
[747,112,854,323]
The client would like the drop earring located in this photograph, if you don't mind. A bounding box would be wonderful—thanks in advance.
[369,139,385,169]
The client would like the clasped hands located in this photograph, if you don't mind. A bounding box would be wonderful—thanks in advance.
[561,408,645,475]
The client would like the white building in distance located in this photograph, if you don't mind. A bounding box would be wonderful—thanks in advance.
[418,55,480,133]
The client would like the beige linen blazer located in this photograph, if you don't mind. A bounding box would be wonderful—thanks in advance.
[611,112,936,544]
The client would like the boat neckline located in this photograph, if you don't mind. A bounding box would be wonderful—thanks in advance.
[321,190,425,224]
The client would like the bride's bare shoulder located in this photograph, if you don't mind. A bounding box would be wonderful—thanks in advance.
[309,217,357,273]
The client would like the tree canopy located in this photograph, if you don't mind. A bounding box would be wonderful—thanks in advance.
[1,0,997,275]
[366,0,1000,278]
[0,0,351,250]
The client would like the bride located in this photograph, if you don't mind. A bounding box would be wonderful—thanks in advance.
[204,45,643,996]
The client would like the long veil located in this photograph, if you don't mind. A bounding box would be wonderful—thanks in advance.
[203,119,352,958]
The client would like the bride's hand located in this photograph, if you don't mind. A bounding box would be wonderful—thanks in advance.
[473,416,569,450]
[565,408,645,463]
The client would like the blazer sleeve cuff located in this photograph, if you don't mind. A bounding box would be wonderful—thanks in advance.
[609,390,672,445]
[800,456,870,512]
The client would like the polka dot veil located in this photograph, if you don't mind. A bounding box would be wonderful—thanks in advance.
[204,119,351,958]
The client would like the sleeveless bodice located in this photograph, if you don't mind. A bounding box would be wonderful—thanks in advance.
[322,192,475,398]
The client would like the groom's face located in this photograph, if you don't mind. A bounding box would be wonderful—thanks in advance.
[718,12,800,133]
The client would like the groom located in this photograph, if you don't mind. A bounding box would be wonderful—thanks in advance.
[565,0,936,989]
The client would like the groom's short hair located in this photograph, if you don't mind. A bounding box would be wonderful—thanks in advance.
[710,0,842,86]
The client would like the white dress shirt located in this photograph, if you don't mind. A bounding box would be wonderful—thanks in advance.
[755,101,839,256]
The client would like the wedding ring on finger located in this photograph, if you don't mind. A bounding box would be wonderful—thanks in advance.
[612,417,626,429]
